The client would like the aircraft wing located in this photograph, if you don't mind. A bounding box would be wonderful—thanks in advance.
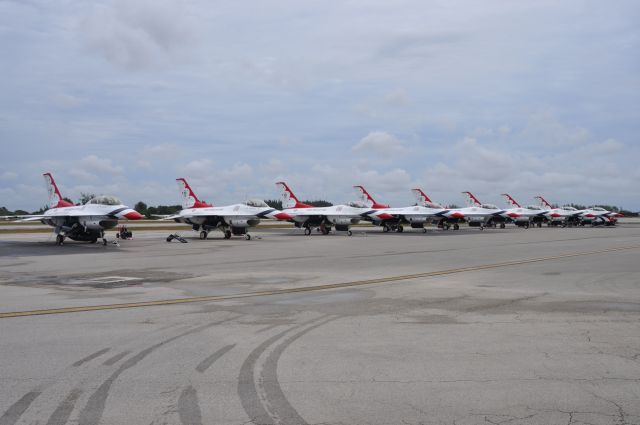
[0,215,46,222]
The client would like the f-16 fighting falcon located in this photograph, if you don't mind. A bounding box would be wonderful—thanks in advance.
[165,178,293,240]
[354,186,450,233]
[7,173,143,245]
[276,181,385,236]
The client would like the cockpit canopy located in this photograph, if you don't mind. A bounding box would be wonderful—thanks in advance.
[244,199,268,208]
[591,207,606,211]
[562,206,577,211]
[87,195,122,206]
[526,205,541,210]
[481,203,498,209]
[425,202,443,209]
[348,201,368,208]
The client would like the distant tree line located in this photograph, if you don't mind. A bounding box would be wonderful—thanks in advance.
[264,199,333,209]
[133,202,181,217]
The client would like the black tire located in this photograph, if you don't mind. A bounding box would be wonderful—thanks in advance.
[304,227,311,236]
[443,224,450,231]
[479,226,484,231]
[224,230,232,239]
[102,239,108,246]
[166,235,174,242]
[200,231,207,240]
[397,225,404,233]
[383,225,390,233]
[524,222,529,229]
[453,224,459,230]
[245,234,251,240]
[500,223,506,229]
[56,234,64,245]
[90,238,97,244]
[347,230,353,236]
[422,228,427,233]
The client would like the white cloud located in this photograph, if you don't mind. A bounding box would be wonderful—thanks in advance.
[352,131,409,156]
[79,0,195,70]
[79,155,124,175]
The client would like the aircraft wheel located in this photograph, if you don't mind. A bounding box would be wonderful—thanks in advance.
[397,225,404,233]
[524,222,529,229]
[304,227,311,236]
[56,234,64,245]
[347,230,353,236]
[90,238,97,243]
[200,231,208,240]
[102,239,108,246]
[245,234,251,240]
[383,225,390,233]
[443,223,450,231]
[422,228,427,233]
[479,226,484,231]
[500,223,506,229]
[453,223,459,230]
[166,235,174,242]
[224,230,232,239]
[537,222,542,228]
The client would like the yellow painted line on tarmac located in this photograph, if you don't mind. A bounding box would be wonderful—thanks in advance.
[1,244,638,319]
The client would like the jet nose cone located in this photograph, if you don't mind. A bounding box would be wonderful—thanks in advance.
[449,212,464,218]
[377,213,395,220]
[507,212,520,218]
[124,210,144,220]
[274,212,293,220]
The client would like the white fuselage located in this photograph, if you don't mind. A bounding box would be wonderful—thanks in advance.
[284,205,365,226]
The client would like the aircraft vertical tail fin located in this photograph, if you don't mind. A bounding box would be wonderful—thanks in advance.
[43,173,73,208]
[176,178,213,209]
[501,193,521,208]
[275,182,312,208]
[534,195,552,209]
[411,188,432,206]
[353,185,389,208]
[462,191,482,206]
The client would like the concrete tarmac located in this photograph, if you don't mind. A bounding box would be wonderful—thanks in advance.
[1,225,639,425]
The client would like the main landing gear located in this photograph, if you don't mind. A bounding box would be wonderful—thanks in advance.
[55,234,65,245]
[224,230,232,239]
[200,231,208,240]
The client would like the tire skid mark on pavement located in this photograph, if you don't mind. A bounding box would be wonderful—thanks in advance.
[237,315,335,425]
[72,348,110,367]
[177,386,202,425]
[1,245,639,319]
[44,388,82,425]
[195,344,236,374]
[77,315,239,425]
[0,392,41,425]
[260,317,339,425]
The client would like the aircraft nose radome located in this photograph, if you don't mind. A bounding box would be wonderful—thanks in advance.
[550,213,562,217]
[273,212,293,220]
[124,210,144,220]
[449,212,464,218]
[584,213,595,218]
[376,213,395,220]
[507,212,520,218]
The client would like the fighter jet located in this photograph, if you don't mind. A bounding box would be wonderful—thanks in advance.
[276,182,380,236]
[449,192,524,230]
[164,178,292,240]
[354,185,450,233]
[7,173,143,245]
[500,193,549,228]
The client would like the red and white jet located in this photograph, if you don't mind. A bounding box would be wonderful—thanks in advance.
[276,181,375,236]
[355,185,449,233]
[535,195,619,227]
[458,191,522,229]
[500,193,548,228]
[9,173,143,245]
[165,178,292,240]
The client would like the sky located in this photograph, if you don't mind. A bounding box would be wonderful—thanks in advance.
[1,0,639,211]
